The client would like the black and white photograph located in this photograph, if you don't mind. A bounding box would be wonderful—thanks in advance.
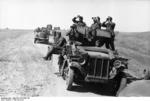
[0,0,150,99]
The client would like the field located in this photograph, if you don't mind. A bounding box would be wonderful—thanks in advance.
[116,32,150,77]
[0,29,32,42]
[0,29,150,97]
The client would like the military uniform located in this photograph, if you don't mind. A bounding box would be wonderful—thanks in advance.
[66,25,77,42]
[90,17,101,37]
[89,17,101,46]
[102,21,115,37]
[91,22,101,31]
[91,17,101,30]
[44,32,67,60]
[102,17,116,51]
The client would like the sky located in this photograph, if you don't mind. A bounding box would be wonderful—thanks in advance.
[0,0,150,32]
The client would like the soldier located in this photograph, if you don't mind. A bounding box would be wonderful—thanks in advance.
[43,32,67,60]
[88,17,102,46]
[90,17,101,37]
[102,16,116,51]
[96,16,101,29]
[46,24,53,35]
[72,15,86,26]
[66,24,77,42]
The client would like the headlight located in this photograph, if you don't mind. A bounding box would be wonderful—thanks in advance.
[79,58,86,65]
[113,60,121,68]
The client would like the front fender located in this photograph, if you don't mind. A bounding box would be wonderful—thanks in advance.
[69,62,82,70]
[69,62,85,75]
[110,68,126,80]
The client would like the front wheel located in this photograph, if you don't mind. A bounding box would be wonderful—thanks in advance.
[115,77,127,96]
[66,68,74,90]
[34,38,37,43]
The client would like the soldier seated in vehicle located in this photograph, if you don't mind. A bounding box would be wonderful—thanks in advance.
[72,15,86,27]
[43,32,67,60]
[101,16,116,51]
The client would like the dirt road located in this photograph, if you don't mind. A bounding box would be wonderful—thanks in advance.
[0,31,107,97]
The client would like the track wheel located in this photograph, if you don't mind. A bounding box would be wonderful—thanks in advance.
[66,68,74,90]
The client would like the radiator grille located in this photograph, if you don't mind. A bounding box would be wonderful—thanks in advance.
[87,58,110,79]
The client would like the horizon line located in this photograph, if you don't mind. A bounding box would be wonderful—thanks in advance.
[0,28,150,33]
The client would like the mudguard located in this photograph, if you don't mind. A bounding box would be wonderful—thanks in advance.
[69,62,85,75]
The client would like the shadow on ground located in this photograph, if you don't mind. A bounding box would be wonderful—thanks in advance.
[55,72,116,96]
[71,83,116,96]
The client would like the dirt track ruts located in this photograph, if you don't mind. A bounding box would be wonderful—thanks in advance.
[0,32,103,97]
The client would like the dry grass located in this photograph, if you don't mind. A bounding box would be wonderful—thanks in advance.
[115,31,150,77]
[0,29,33,42]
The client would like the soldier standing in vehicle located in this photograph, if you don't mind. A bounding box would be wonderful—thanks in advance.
[46,24,53,35]
[43,32,67,60]
[89,17,101,46]
[102,16,116,51]
[90,17,101,37]
[96,16,101,29]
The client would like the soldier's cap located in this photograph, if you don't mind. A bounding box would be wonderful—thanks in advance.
[92,17,97,21]
[77,15,81,17]
[97,16,100,20]
[77,15,83,20]
[107,16,112,20]
[47,24,52,27]
[92,17,95,19]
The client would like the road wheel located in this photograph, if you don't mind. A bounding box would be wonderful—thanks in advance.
[34,38,37,43]
[66,68,74,90]
[61,61,68,80]
[116,77,127,96]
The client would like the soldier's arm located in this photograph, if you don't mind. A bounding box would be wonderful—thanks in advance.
[56,38,64,47]
[72,17,78,23]
[102,22,107,27]
[112,23,116,31]
[99,23,102,29]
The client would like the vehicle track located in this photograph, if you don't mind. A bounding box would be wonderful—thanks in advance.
[0,32,102,97]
